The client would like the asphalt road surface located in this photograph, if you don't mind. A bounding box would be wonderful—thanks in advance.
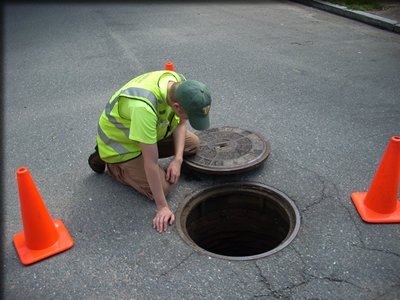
[4,1,400,299]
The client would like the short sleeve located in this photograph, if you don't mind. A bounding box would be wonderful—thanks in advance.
[128,100,158,144]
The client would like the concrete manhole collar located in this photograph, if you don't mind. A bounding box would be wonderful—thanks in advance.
[176,182,301,261]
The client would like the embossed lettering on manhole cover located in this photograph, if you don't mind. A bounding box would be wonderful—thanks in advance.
[183,126,271,174]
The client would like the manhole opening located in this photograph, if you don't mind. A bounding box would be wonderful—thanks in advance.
[176,182,300,261]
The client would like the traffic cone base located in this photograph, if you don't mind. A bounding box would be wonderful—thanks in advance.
[351,192,400,223]
[351,136,400,223]
[13,167,74,265]
[13,219,74,265]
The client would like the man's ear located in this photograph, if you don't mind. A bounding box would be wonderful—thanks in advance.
[172,102,181,110]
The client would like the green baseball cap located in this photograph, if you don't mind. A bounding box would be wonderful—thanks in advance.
[176,80,212,130]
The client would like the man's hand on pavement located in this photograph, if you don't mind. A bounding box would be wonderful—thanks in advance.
[153,206,175,233]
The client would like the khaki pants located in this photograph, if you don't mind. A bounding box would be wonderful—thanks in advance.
[106,130,199,200]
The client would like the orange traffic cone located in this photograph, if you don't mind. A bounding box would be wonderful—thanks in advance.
[351,136,400,223]
[13,168,74,265]
[165,62,174,71]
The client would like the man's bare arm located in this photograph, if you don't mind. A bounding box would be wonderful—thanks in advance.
[166,120,187,184]
[140,142,175,232]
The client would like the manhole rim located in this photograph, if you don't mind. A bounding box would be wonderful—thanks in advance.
[175,181,301,261]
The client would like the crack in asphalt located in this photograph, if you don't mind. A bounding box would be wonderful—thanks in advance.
[254,262,272,290]
[300,172,329,213]
[158,251,195,277]
[351,243,400,258]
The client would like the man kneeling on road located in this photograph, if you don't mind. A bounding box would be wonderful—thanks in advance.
[88,70,212,233]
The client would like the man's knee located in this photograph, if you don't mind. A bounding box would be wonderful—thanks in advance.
[141,180,171,201]
[163,181,172,196]
[184,132,200,155]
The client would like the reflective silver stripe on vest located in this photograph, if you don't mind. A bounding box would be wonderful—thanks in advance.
[120,87,158,111]
[98,124,131,155]
[178,74,186,81]
[105,87,159,134]
[99,87,160,155]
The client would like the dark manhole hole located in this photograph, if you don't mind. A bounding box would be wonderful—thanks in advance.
[183,126,271,174]
[176,182,300,261]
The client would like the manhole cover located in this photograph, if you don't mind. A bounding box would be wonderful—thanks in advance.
[175,182,301,261]
[183,126,271,174]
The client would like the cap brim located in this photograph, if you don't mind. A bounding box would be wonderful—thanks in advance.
[189,114,210,131]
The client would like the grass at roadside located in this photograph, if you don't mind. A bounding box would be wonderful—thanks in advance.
[323,0,385,11]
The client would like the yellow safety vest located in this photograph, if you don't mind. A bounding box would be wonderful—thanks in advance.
[97,71,186,163]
